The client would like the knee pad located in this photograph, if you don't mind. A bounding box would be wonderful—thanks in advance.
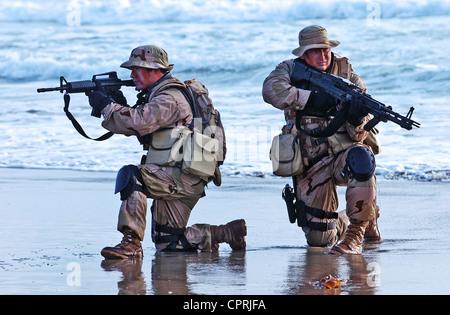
[115,165,144,201]
[345,146,376,181]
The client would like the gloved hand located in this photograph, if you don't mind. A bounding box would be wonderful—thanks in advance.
[347,95,369,126]
[108,89,128,106]
[86,90,113,112]
[304,90,336,116]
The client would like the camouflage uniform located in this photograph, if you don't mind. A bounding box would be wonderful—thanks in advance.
[99,45,246,256]
[102,74,218,251]
[262,26,380,251]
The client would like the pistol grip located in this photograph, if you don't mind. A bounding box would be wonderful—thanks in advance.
[91,107,101,118]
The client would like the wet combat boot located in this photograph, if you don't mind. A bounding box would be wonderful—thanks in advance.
[364,217,381,242]
[210,219,247,251]
[101,228,143,259]
[329,220,369,255]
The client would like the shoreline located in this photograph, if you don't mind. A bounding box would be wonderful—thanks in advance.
[1,167,449,295]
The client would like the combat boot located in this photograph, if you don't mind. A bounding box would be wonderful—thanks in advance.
[364,217,381,242]
[210,219,247,251]
[364,207,381,242]
[101,228,143,259]
[329,220,369,255]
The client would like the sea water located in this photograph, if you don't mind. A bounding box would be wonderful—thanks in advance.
[0,0,449,181]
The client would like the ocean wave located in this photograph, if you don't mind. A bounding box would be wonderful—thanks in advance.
[1,163,449,182]
[0,0,449,25]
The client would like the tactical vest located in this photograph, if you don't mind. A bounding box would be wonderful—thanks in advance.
[140,77,224,184]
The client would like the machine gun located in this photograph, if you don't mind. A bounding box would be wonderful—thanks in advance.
[291,60,420,135]
[37,72,134,140]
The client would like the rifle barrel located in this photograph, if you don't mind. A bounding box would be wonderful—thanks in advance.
[37,87,63,93]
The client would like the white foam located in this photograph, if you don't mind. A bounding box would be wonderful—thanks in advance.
[0,0,449,24]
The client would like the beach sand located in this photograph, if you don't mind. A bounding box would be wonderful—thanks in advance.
[1,167,449,295]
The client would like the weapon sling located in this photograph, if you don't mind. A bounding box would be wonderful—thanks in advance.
[295,105,349,138]
[63,92,114,141]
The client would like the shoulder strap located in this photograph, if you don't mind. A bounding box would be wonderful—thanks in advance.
[158,81,199,130]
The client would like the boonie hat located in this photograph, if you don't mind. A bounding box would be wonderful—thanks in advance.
[292,25,340,57]
[121,45,174,71]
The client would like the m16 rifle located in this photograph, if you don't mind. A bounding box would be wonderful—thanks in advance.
[290,60,420,137]
[37,71,134,140]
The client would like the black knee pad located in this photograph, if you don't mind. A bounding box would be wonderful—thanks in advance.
[115,165,144,201]
[345,146,376,181]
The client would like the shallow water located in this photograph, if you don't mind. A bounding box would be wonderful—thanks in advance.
[1,169,449,295]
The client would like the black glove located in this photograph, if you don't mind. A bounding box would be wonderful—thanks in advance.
[304,90,336,116]
[347,95,369,126]
[86,91,114,117]
[108,89,128,106]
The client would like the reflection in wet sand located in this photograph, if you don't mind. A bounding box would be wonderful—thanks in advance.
[101,251,247,295]
[284,246,380,295]
[100,245,380,295]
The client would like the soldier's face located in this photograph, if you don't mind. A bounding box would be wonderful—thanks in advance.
[302,48,332,72]
[130,67,162,90]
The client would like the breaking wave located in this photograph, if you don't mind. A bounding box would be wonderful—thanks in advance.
[0,0,449,25]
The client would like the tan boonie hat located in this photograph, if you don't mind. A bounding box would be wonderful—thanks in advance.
[292,25,340,57]
[121,45,174,71]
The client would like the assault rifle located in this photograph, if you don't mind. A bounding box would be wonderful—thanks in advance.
[291,60,420,134]
[37,72,134,140]
[37,71,134,117]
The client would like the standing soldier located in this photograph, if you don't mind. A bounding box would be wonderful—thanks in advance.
[262,26,381,254]
[86,45,246,258]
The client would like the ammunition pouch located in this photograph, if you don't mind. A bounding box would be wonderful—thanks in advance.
[144,127,218,178]
[144,127,190,166]
[182,130,219,178]
[270,133,304,177]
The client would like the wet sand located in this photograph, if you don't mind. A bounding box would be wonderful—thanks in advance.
[1,167,449,295]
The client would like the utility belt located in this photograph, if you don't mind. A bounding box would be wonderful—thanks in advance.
[140,126,219,179]
[282,184,337,232]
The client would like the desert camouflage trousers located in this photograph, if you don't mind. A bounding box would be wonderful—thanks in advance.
[116,164,215,251]
[296,144,378,247]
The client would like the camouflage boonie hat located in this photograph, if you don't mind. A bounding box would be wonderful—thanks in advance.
[292,25,340,57]
[121,45,174,71]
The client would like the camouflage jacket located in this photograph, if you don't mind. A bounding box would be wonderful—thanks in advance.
[101,75,193,137]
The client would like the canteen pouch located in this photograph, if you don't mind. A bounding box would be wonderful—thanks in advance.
[270,133,304,177]
[182,131,219,177]
[145,127,191,166]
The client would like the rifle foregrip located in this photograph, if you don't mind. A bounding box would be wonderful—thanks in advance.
[67,80,97,93]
